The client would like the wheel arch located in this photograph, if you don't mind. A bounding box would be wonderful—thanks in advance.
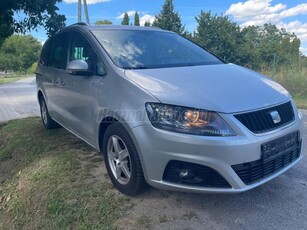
[98,116,119,152]
[37,90,45,102]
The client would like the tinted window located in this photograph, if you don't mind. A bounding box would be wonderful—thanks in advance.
[69,32,105,75]
[48,33,69,69]
[91,30,223,69]
[40,39,51,66]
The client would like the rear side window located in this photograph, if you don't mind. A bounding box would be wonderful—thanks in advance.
[48,33,69,69]
[40,39,51,66]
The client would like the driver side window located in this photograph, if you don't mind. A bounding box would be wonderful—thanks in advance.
[69,32,106,76]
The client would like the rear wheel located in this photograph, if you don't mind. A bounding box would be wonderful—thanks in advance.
[103,123,146,196]
[39,98,60,129]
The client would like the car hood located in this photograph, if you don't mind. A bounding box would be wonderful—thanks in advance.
[124,64,290,113]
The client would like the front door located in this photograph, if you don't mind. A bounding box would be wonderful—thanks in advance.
[60,32,106,143]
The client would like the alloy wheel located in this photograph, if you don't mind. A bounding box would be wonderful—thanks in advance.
[107,135,132,185]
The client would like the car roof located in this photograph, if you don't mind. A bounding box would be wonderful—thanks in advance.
[44,23,175,45]
[62,22,171,33]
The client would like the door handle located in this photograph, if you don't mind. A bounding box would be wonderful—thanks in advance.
[52,80,65,87]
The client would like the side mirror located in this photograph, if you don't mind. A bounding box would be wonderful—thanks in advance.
[66,60,91,75]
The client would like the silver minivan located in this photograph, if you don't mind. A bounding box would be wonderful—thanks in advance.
[36,23,303,196]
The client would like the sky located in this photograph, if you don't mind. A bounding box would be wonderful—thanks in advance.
[26,0,307,55]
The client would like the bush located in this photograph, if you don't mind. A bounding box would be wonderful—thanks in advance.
[0,35,41,73]
[27,62,37,74]
[274,67,307,97]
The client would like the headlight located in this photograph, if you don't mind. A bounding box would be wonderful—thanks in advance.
[145,103,235,136]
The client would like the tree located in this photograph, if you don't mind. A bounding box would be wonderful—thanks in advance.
[0,54,22,74]
[0,0,66,45]
[0,35,42,73]
[257,24,300,69]
[152,0,184,34]
[194,10,301,70]
[239,24,301,70]
[134,12,140,26]
[95,20,113,25]
[240,26,262,69]
[144,21,151,27]
[121,13,130,25]
[194,11,243,63]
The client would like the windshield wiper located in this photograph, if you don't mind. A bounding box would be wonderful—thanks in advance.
[124,66,149,70]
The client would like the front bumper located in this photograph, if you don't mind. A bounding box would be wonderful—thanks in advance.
[129,109,303,193]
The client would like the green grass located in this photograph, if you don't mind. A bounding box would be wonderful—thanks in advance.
[275,67,307,110]
[293,96,307,110]
[0,77,23,84]
[0,117,132,229]
[0,72,34,84]
[262,67,307,109]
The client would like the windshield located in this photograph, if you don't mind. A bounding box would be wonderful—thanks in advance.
[91,29,223,69]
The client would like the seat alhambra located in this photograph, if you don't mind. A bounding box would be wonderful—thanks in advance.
[36,23,303,196]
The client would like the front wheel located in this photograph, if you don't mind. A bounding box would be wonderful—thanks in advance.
[103,123,146,196]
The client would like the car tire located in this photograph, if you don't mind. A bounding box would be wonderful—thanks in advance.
[103,122,146,196]
[39,97,60,129]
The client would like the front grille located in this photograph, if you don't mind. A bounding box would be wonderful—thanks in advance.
[234,101,295,134]
[163,160,231,188]
[232,139,301,185]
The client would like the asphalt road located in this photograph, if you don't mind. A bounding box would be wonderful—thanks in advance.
[0,77,39,121]
[0,77,306,229]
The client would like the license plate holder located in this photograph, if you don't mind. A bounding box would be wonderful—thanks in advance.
[261,131,300,163]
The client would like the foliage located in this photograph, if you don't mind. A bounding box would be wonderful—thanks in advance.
[0,54,22,73]
[261,65,307,109]
[302,56,307,67]
[134,12,140,26]
[152,0,185,34]
[144,21,151,27]
[194,11,243,63]
[0,35,41,72]
[0,77,23,84]
[121,12,130,25]
[95,19,113,25]
[257,24,300,70]
[193,11,301,71]
[27,62,38,74]
[272,66,307,97]
[0,0,66,45]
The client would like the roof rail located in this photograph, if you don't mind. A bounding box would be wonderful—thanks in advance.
[67,22,89,27]
[150,26,162,30]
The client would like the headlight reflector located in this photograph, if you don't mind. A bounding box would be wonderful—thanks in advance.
[145,103,235,136]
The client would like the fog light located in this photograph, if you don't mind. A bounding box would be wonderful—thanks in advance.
[179,169,193,178]
[163,160,231,188]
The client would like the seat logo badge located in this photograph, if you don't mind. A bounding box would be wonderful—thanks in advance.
[270,111,281,124]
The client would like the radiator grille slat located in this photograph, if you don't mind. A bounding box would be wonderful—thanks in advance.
[234,101,295,134]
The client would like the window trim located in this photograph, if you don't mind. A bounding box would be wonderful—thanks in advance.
[68,30,108,77]
[39,39,51,66]
[47,32,69,70]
